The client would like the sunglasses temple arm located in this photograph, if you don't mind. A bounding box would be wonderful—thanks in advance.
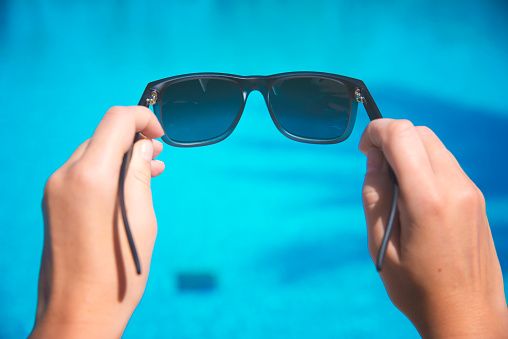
[113,92,153,275]
[375,172,399,271]
[119,132,143,275]
[361,89,399,271]
[138,89,151,107]
[361,88,383,120]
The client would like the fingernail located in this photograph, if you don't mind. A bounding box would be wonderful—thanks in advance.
[140,140,153,161]
[367,148,386,173]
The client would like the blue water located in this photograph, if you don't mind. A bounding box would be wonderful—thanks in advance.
[1,1,507,338]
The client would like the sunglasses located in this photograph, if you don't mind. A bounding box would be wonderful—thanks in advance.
[119,72,398,274]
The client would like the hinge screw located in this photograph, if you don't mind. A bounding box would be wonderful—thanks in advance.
[146,90,158,105]
[355,88,366,104]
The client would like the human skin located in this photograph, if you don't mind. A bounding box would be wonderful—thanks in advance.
[360,119,508,338]
[30,108,508,338]
[30,106,165,338]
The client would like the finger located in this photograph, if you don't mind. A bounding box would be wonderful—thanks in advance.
[123,139,158,273]
[152,139,163,158]
[134,137,164,176]
[65,139,90,165]
[151,159,165,177]
[132,134,163,158]
[363,148,401,263]
[415,126,464,177]
[83,106,164,171]
[359,119,435,194]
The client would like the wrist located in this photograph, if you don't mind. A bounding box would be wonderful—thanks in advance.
[412,298,508,338]
[30,284,133,339]
[30,316,126,339]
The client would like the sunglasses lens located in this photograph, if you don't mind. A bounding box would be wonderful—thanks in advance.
[159,78,243,143]
[269,77,354,140]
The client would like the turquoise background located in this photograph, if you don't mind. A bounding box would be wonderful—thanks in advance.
[1,1,507,338]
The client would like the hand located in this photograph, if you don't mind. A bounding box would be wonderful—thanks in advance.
[359,119,508,338]
[30,106,165,338]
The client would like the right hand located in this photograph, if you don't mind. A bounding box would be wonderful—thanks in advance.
[359,119,508,338]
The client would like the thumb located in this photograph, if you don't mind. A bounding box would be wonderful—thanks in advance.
[362,148,400,264]
[124,138,158,271]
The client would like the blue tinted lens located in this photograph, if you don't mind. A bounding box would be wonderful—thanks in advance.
[160,78,243,143]
[268,77,353,140]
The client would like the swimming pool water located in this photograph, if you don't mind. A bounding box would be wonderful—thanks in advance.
[1,1,507,338]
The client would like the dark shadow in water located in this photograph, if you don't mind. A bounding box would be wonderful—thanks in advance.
[176,272,218,293]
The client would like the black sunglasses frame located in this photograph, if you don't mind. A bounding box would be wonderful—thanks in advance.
[137,72,383,147]
[120,72,398,275]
